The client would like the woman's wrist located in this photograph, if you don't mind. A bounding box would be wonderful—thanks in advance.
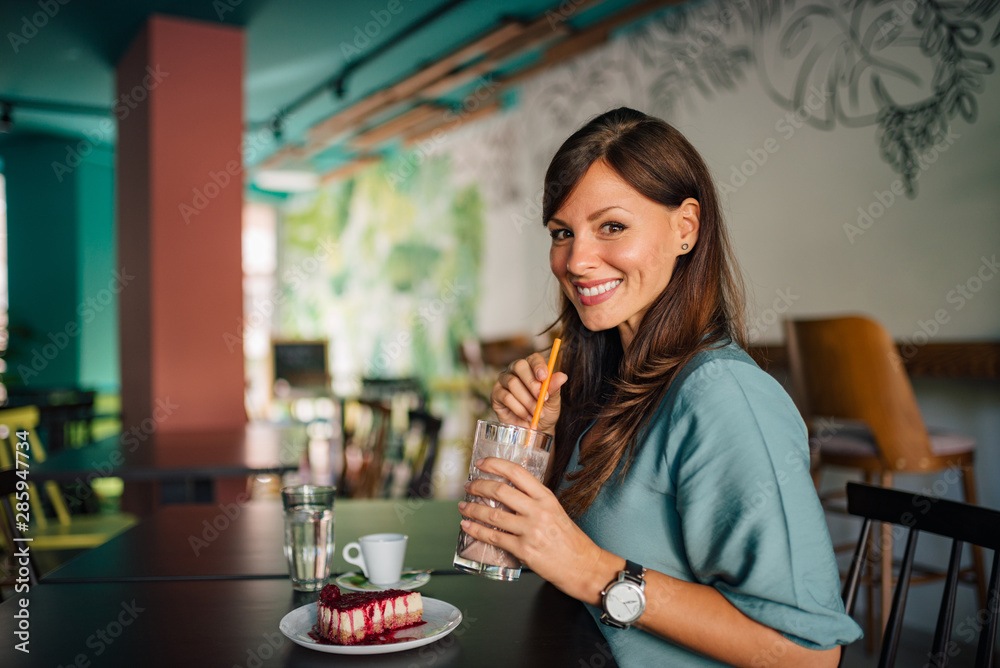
[577,549,627,607]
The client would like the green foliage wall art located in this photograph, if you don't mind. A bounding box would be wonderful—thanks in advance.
[278,151,483,390]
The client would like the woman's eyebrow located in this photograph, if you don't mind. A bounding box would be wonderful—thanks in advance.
[548,205,631,226]
[588,205,629,221]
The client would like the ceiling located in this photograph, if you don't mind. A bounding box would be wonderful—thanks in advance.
[0,0,685,187]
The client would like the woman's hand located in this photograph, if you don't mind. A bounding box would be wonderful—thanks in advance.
[458,456,616,603]
[490,352,568,434]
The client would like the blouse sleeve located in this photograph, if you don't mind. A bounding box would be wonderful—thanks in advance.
[668,357,863,649]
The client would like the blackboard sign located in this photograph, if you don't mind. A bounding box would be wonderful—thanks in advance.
[272,340,329,390]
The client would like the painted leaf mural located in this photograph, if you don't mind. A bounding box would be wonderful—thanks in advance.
[277,152,483,390]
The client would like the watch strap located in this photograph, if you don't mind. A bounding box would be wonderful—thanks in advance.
[621,559,645,586]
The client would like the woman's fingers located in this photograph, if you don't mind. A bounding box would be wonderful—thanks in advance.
[458,460,548,542]
[458,516,519,556]
[490,349,567,432]
[458,495,527,535]
[493,389,533,425]
[473,457,549,500]
[491,355,549,423]
[538,371,567,430]
[503,359,542,411]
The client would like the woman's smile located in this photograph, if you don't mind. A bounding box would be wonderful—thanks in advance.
[574,278,622,304]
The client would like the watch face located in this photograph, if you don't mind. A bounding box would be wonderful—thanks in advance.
[606,582,645,624]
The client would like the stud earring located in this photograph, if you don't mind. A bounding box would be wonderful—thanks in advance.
[681,243,689,251]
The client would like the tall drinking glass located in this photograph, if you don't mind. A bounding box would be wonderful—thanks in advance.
[282,485,336,592]
[453,420,554,581]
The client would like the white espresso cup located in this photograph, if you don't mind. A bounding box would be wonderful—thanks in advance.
[342,533,407,585]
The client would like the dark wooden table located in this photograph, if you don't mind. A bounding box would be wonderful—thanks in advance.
[2,573,615,667]
[32,422,306,482]
[31,422,307,510]
[44,499,463,581]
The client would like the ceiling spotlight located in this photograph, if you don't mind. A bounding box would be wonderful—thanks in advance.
[254,170,319,193]
[0,103,12,133]
[330,77,347,99]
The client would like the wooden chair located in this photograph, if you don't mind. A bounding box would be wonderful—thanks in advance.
[0,468,40,589]
[784,315,987,643]
[0,406,137,552]
[841,482,999,667]
[6,387,98,452]
[339,399,393,498]
[405,409,443,499]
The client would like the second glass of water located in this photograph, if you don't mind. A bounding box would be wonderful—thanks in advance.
[281,484,336,592]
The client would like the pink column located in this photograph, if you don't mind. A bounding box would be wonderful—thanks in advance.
[117,15,246,438]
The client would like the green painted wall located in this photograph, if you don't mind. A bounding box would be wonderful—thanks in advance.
[1,136,118,391]
[76,146,118,390]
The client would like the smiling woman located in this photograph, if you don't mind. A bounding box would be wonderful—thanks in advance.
[460,108,863,668]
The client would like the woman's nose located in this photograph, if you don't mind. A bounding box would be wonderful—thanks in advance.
[566,237,599,275]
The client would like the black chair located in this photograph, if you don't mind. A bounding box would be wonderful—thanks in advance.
[1,468,40,589]
[841,482,999,667]
[406,410,443,499]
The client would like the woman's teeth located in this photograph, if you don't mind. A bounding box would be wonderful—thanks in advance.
[576,279,622,297]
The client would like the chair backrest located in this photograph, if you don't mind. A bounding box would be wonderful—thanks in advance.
[784,315,936,470]
[841,482,1000,668]
[405,410,443,499]
[0,406,72,528]
[340,399,393,498]
[0,468,40,586]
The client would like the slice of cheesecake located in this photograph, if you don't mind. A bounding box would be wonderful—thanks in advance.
[317,584,423,645]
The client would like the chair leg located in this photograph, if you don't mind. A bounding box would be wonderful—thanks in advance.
[960,464,988,611]
[863,470,877,654]
[864,536,877,654]
[809,448,823,491]
[880,471,894,638]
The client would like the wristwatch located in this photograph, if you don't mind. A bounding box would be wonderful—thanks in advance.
[600,560,646,629]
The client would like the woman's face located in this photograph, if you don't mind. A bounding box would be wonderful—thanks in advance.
[547,160,698,349]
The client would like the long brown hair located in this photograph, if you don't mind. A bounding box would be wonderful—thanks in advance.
[543,107,747,517]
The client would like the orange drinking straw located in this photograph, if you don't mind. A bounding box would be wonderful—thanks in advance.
[529,338,562,431]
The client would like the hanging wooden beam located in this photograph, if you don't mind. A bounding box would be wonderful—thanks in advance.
[418,23,572,99]
[256,0,682,170]
[351,103,448,150]
[255,143,313,170]
[485,17,573,61]
[319,156,381,185]
[307,21,527,143]
[498,0,686,90]
[402,99,502,146]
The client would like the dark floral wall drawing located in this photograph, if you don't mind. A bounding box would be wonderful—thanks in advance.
[525,0,999,196]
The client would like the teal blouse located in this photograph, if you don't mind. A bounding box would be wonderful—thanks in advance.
[566,343,862,667]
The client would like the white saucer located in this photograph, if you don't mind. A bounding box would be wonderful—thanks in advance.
[334,570,431,591]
